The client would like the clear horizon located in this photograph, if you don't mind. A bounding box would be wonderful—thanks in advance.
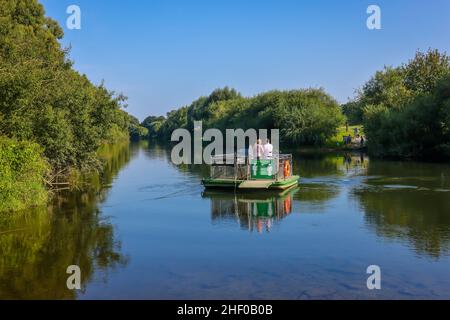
[41,0,450,121]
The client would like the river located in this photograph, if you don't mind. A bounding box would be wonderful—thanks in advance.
[1,141,449,299]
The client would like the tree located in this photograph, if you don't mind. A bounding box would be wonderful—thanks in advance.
[404,49,450,94]
[348,49,450,159]
[273,89,344,145]
[141,115,165,139]
[143,87,344,146]
[0,0,134,170]
[186,87,242,130]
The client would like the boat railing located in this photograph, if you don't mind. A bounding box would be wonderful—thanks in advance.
[275,154,293,181]
[209,153,293,181]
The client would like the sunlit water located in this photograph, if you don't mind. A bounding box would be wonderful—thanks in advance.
[1,141,450,299]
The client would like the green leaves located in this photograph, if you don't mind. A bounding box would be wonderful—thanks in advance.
[0,0,132,170]
[343,49,450,159]
[146,87,343,146]
[363,77,450,159]
[0,137,49,212]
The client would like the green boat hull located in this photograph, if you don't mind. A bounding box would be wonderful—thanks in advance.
[202,175,300,190]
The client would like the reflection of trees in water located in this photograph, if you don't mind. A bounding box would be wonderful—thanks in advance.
[294,183,340,210]
[143,140,171,161]
[0,141,131,299]
[145,141,210,178]
[290,152,368,208]
[204,190,296,233]
[356,188,450,258]
[290,151,368,178]
[365,160,450,190]
[355,161,450,258]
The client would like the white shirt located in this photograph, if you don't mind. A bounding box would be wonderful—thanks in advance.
[264,143,273,158]
[254,143,264,158]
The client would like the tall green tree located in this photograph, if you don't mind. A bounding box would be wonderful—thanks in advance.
[0,0,134,170]
[356,49,450,159]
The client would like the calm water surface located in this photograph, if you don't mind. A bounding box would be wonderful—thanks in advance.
[1,141,450,299]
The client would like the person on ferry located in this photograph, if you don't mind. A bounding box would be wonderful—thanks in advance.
[253,139,264,160]
[263,139,273,159]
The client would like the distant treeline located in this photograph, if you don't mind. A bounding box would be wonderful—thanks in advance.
[142,87,344,146]
[144,49,450,160]
[0,0,146,211]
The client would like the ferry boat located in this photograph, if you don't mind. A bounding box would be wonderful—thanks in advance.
[201,153,300,190]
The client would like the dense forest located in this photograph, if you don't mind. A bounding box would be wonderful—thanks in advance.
[144,49,450,160]
[0,0,146,211]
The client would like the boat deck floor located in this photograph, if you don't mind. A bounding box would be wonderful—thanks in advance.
[202,175,300,190]
[238,180,274,189]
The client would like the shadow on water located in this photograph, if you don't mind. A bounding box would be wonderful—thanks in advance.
[0,141,132,299]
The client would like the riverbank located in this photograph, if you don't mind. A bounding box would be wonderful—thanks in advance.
[0,136,131,213]
[0,137,49,212]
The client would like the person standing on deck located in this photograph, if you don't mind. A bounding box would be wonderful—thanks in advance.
[254,139,264,159]
[263,139,273,159]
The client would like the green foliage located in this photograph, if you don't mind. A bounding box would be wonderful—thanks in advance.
[403,49,450,94]
[159,106,189,139]
[341,101,364,125]
[127,114,148,140]
[359,67,413,110]
[0,137,49,212]
[272,89,344,145]
[364,76,450,159]
[347,49,450,159]
[325,125,365,148]
[0,0,142,211]
[0,0,132,170]
[186,87,242,130]
[148,87,343,146]
[141,115,165,139]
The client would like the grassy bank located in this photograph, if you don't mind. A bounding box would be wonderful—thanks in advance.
[0,136,132,213]
[0,137,49,212]
[324,125,365,149]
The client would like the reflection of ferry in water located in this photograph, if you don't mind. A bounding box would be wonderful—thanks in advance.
[202,188,297,233]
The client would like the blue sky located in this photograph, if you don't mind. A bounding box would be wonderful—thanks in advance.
[40,0,450,121]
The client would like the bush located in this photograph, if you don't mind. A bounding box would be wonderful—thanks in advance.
[273,89,344,145]
[0,137,49,212]
[363,76,450,159]
[355,49,450,159]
